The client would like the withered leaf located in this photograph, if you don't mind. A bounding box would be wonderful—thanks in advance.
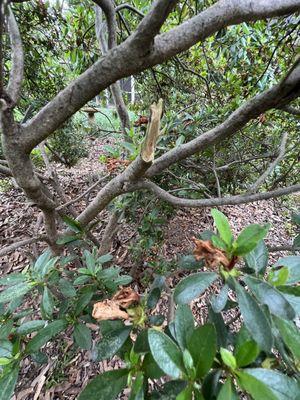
[192,238,230,269]
[92,299,129,321]
[112,287,140,308]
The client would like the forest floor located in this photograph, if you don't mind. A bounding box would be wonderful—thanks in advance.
[0,137,298,399]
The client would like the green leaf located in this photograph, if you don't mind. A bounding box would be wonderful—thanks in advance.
[33,250,51,273]
[147,287,161,309]
[187,324,216,378]
[233,280,273,352]
[0,282,33,304]
[177,255,202,270]
[217,378,238,400]
[84,250,96,272]
[56,235,80,245]
[17,320,46,335]
[174,272,218,304]
[174,304,194,350]
[245,368,300,400]
[0,320,14,340]
[244,241,268,275]
[26,320,67,354]
[42,287,55,318]
[62,215,83,233]
[73,323,92,350]
[142,353,164,379]
[59,279,76,298]
[291,213,300,226]
[244,276,295,320]
[78,369,128,400]
[0,273,27,286]
[268,267,289,287]
[129,372,144,400]
[211,235,228,252]
[0,366,19,400]
[220,348,237,370]
[274,316,300,361]
[148,329,184,379]
[97,253,113,264]
[211,209,233,247]
[235,340,260,367]
[236,370,278,400]
[134,330,150,354]
[274,256,300,285]
[95,327,131,361]
[211,284,229,313]
[233,224,270,256]
[149,381,187,400]
[176,384,193,400]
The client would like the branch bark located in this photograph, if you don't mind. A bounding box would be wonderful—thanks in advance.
[21,0,300,152]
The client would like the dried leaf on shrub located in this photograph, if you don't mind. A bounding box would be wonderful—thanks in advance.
[112,287,140,308]
[92,299,129,321]
[192,238,230,269]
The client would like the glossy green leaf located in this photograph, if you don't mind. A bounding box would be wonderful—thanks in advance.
[148,329,184,379]
[0,366,19,400]
[220,348,237,370]
[244,276,295,320]
[245,368,300,400]
[129,372,144,400]
[274,316,300,360]
[174,304,194,350]
[0,282,33,304]
[244,241,268,275]
[217,378,238,400]
[233,224,270,256]
[0,273,27,286]
[149,381,187,400]
[95,327,131,361]
[142,352,164,379]
[236,370,277,400]
[211,284,229,313]
[17,320,46,335]
[233,280,273,352]
[78,369,128,400]
[211,209,233,247]
[73,323,92,350]
[59,278,76,298]
[274,256,300,285]
[0,320,13,340]
[176,384,193,400]
[42,287,55,318]
[56,235,80,245]
[26,320,67,353]
[235,340,260,367]
[187,324,216,378]
[62,215,83,233]
[174,272,218,304]
[177,255,202,270]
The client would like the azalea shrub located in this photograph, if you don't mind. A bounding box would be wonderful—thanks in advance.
[0,210,299,399]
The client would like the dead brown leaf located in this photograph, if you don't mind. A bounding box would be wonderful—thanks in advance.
[192,238,230,269]
[112,287,140,308]
[92,299,129,321]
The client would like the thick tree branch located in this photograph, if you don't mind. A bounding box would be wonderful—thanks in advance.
[21,0,300,151]
[6,6,24,105]
[0,236,47,258]
[279,105,300,116]
[146,61,300,177]
[134,180,300,208]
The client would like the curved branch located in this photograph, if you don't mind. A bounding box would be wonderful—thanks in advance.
[21,0,300,150]
[115,3,145,18]
[0,236,47,258]
[6,6,24,104]
[134,180,300,208]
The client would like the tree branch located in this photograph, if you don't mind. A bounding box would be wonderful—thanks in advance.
[21,0,300,151]
[115,3,145,18]
[134,180,300,208]
[279,104,300,116]
[146,60,300,177]
[0,236,47,258]
[6,6,24,105]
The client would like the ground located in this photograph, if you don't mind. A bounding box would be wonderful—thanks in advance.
[0,137,298,399]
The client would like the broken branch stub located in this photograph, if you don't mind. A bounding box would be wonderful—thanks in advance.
[140,98,163,163]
